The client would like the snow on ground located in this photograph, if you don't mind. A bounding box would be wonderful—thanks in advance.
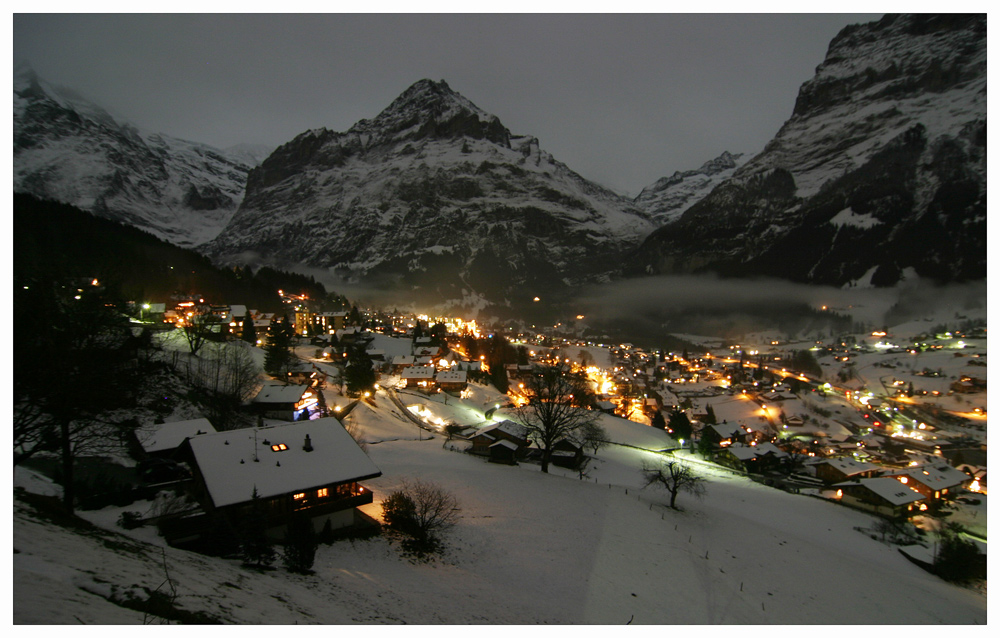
[14,377,987,624]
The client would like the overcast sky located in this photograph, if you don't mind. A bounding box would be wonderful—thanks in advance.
[13,10,885,195]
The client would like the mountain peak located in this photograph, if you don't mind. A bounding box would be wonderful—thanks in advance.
[353,79,511,146]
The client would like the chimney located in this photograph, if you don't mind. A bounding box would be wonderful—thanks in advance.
[303,434,313,452]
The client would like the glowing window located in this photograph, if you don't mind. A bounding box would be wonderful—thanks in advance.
[293,493,305,500]
[271,443,288,452]
[317,488,329,498]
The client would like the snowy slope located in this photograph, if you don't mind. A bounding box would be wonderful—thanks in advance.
[13,65,268,248]
[14,379,986,624]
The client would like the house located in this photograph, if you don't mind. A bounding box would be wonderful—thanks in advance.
[400,366,436,389]
[313,311,348,335]
[454,360,483,373]
[253,383,323,421]
[391,355,416,373]
[138,418,217,458]
[550,437,584,470]
[834,477,926,518]
[469,420,530,458]
[286,363,328,388]
[436,369,468,393]
[716,444,763,473]
[488,439,520,465]
[168,419,381,546]
[701,423,749,449]
[814,457,880,484]
[883,464,970,501]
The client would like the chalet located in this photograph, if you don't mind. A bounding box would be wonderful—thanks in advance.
[814,457,879,484]
[488,438,520,465]
[883,464,970,502]
[391,355,417,373]
[834,477,926,518]
[469,420,530,459]
[550,437,585,470]
[595,400,616,414]
[453,360,483,373]
[436,369,468,393]
[168,419,381,546]
[286,363,328,388]
[253,383,323,421]
[400,366,436,389]
[138,418,217,459]
[701,423,749,448]
[716,444,761,472]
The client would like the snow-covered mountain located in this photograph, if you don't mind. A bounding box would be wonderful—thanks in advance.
[205,79,655,312]
[13,65,268,248]
[633,151,748,226]
[627,14,986,287]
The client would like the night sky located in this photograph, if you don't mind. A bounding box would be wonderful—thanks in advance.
[13,10,883,195]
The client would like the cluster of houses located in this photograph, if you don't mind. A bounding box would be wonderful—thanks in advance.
[393,339,480,394]
[696,420,975,519]
[460,420,584,469]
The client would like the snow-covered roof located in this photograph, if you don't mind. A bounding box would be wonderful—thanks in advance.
[252,383,311,404]
[708,423,744,439]
[885,464,970,490]
[820,457,878,476]
[186,418,381,508]
[477,420,529,442]
[229,304,247,318]
[755,442,789,458]
[392,355,416,366]
[436,370,468,383]
[724,444,760,461]
[490,439,519,451]
[401,366,435,379]
[837,478,925,506]
[140,418,216,454]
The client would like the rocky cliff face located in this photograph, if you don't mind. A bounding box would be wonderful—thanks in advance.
[206,79,655,312]
[627,14,986,286]
[13,65,262,248]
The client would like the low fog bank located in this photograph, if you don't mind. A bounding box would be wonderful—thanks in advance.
[573,274,987,343]
[281,262,985,344]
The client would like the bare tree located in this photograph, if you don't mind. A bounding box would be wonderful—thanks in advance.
[579,420,608,455]
[642,458,707,510]
[512,365,601,473]
[181,305,221,356]
[186,341,261,430]
[381,478,460,551]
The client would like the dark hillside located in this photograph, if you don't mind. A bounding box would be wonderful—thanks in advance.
[14,193,343,311]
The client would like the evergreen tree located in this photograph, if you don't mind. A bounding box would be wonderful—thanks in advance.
[282,512,318,573]
[650,411,667,430]
[241,311,257,345]
[240,487,275,569]
[704,404,717,425]
[264,317,295,377]
[697,433,715,459]
[344,347,377,397]
[667,408,693,441]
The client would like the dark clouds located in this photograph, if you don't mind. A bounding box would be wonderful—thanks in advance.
[13,12,881,194]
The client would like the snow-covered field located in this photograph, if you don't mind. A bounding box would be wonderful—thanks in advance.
[13,376,987,624]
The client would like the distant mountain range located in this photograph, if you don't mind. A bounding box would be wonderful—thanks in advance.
[13,63,271,248]
[13,14,986,315]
